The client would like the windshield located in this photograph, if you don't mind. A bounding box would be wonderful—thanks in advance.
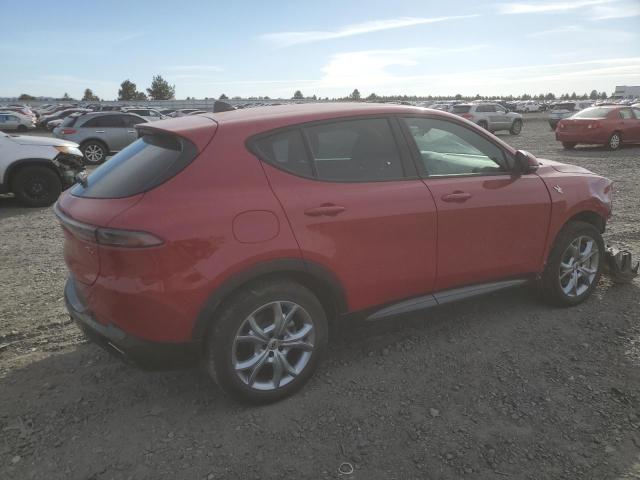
[571,107,613,119]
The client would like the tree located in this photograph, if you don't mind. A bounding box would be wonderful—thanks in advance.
[82,88,99,101]
[366,93,379,101]
[118,79,140,101]
[62,92,71,100]
[589,89,598,100]
[219,93,228,100]
[570,92,577,100]
[134,91,148,101]
[293,90,304,100]
[454,93,462,100]
[18,93,35,101]
[545,92,556,100]
[146,75,175,100]
[350,89,361,101]
[599,91,608,100]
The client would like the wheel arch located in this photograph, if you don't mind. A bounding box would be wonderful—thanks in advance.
[567,210,606,233]
[191,258,348,341]
[4,158,60,188]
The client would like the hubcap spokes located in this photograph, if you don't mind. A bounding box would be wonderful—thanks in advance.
[85,145,103,162]
[611,135,620,148]
[232,301,315,391]
[559,235,599,297]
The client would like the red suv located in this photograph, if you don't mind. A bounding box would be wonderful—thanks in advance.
[56,104,612,402]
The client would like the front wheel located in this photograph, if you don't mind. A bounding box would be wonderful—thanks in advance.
[206,279,328,403]
[540,221,604,307]
[510,120,522,135]
[17,125,27,132]
[11,166,62,207]
[81,141,108,164]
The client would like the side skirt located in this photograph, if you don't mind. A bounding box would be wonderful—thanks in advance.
[366,278,529,321]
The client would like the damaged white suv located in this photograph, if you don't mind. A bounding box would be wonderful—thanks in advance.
[0,132,85,206]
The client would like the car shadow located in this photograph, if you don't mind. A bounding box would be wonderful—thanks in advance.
[2,281,640,479]
[0,195,50,220]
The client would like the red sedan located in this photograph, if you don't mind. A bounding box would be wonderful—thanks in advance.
[556,105,640,150]
[56,103,613,402]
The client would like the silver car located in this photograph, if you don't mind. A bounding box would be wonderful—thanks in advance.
[53,112,147,164]
[451,103,523,134]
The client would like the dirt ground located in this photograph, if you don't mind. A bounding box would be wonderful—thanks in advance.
[1,114,639,480]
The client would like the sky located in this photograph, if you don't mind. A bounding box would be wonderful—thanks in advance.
[1,0,639,99]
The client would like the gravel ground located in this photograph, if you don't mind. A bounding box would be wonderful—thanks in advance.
[1,114,639,480]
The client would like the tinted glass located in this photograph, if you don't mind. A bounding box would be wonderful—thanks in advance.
[123,115,146,127]
[304,118,404,181]
[476,105,496,112]
[452,105,471,114]
[61,116,79,127]
[82,115,125,128]
[572,107,613,119]
[254,129,313,177]
[402,117,506,176]
[633,108,640,120]
[71,134,198,198]
[620,109,633,120]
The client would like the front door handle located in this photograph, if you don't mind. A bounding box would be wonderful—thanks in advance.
[441,191,472,202]
[304,204,346,217]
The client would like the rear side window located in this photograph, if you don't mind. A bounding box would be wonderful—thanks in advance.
[572,107,613,119]
[253,129,314,177]
[62,116,79,127]
[304,118,404,181]
[71,134,198,199]
[452,105,471,114]
[620,109,633,120]
[82,115,125,128]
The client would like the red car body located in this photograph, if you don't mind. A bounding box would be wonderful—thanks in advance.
[556,105,640,148]
[56,103,613,368]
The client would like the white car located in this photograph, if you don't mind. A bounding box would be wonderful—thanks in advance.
[0,132,85,206]
[0,111,36,132]
[121,108,167,121]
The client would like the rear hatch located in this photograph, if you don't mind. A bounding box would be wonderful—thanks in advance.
[56,115,217,286]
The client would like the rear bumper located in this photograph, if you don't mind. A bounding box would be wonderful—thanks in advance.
[64,277,200,370]
[555,131,608,144]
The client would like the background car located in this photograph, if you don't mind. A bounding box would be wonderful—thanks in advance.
[548,101,593,129]
[170,108,204,117]
[0,131,84,206]
[451,103,523,134]
[0,111,35,131]
[121,108,167,121]
[556,105,640,150]
[53,111,147,164]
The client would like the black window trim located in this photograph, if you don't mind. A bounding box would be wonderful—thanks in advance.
[396,113,517,180]
[246,114,417,184]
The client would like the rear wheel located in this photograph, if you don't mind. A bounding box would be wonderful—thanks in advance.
[540,221,604,307]
[509,119,523,135]
[607,132,621,151]
[81,141,108,164]
[206,279,328,403]
[11,166,62,207]
[562,142,576,150]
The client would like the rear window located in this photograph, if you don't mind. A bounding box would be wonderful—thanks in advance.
[572,107,613,119]
[452,105,471,114]
[70,133,198,199]
[552,103,576,111]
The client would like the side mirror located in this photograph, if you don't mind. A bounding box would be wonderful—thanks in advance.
[514,150,539,174]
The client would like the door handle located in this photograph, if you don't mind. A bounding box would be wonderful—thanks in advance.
[95,130,105,133]
[304,204,346,217]
[127,130,136,133]
[441,191,472,202]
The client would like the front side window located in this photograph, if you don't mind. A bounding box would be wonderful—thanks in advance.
[620,109,633,120]
[303,118,404,181]
[83,115,125,128]
[402,117,507,177]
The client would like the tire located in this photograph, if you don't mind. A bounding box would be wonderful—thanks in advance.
[81,140,108,164]
[539,221,604,307]
[562,142,576,150]
[509,120,523,135]
[11,166,62,207]
[206,279,328,403]
[607,132,621,151]
[478,120,488,130]
[17,125,27,132]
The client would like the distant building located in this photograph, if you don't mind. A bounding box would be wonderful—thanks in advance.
[612,85,640,99]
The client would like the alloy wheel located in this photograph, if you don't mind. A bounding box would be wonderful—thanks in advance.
[609,134,620,150]
[232,301,316,391]
[559,235,600,298]
[84,144,104,163]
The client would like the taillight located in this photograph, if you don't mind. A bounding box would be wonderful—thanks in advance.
[558,122,565,129]
[54,203,163,248]
[461,113,474,119]
[587,122,602,129]
[61,128,76,135]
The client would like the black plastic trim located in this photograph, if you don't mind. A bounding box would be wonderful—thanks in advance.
[191,258,348,340]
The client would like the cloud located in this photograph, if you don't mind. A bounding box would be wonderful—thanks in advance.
[497,0,613,14]
[588,1,640,19]
[166,65,223,72]
[261,15,480,47]
[526,26,583,37]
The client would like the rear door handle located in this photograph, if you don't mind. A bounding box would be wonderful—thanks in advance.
[304,204,346,217]
[127,130,136,133]
[441,191,472,202]
[95,130,105,133]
